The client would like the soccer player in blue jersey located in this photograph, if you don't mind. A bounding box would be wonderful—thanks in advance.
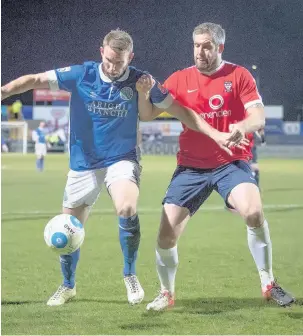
[1,29,244,306]
[32,121,48,171]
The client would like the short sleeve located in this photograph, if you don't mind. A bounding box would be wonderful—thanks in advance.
[32,130,38,142]
[238,68,263,110]
[46,65,84,92]
[163,71,180,98]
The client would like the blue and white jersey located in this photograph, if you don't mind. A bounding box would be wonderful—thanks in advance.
[32,127,46,144]
[47,62,172,171]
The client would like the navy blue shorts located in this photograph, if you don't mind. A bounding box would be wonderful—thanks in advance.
[163,160,258,216]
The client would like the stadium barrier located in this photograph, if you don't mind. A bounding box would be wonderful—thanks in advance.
[139,120,303,157]
[2,104,303,157]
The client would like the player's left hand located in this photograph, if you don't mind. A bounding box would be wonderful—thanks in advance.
[211,131,234,155]
[226,123,249,148]
[136,74,155,97]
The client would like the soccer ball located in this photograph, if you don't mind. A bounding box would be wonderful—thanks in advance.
[44,214,85,254]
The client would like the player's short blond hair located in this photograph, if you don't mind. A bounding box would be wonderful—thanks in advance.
[103,29,133,53]
[193,22,226,46]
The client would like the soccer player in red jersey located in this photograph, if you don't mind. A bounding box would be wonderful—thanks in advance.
[143,23,295,310]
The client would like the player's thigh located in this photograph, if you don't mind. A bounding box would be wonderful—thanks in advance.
[163,166,212,216]
[228,182,263,224]
[41,144,47,157]
[214,161,263,225]
[109,179,139,216]
[158,203,190,248]
[35,143,46,158]
[63,169,105,222]
[106,160,141,216]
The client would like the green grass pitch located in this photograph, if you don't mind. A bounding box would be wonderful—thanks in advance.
[2,154,303,335]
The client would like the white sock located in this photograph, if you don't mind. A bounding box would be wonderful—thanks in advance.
[156,245,178,294]
[247,219,274,289]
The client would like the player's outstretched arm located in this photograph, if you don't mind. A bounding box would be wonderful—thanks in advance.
[167,101,219,137]
[171,102,251,154]
[166,101,248,151]
[1,72,49,101]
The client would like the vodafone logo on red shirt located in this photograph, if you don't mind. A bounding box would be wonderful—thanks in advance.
[209,95,224,110]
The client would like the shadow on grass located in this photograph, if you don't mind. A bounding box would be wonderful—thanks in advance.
[2,298,138,306]
[118,297,302,332]
[142,297,303,316]
[119,322,168,330]
[2,300,41,305]
[3,296,302,310]
[284,312,303,319]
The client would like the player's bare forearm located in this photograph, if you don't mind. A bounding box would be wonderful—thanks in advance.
[167,101,217,138]
[138,92,161,121]
[238,104,265,134]
[168,101,249,155]
[1,72,49,100]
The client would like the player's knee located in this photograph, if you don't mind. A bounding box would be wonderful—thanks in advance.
[116,202,137,217]
[63,205,90,225]
[243,206,263,227]
[157,235,178,249]
[157,225,179,248]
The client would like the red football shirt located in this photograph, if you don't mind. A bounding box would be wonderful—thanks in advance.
[164,61,263,169]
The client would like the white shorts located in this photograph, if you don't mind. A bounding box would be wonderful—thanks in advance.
[63,160,141,208]
[35,143,47,156]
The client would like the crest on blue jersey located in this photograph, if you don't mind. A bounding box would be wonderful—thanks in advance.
[120,87,133,101]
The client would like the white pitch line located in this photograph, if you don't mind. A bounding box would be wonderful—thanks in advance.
[1,204,302,216]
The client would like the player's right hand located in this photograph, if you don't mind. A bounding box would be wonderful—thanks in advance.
[136,74,155,97]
